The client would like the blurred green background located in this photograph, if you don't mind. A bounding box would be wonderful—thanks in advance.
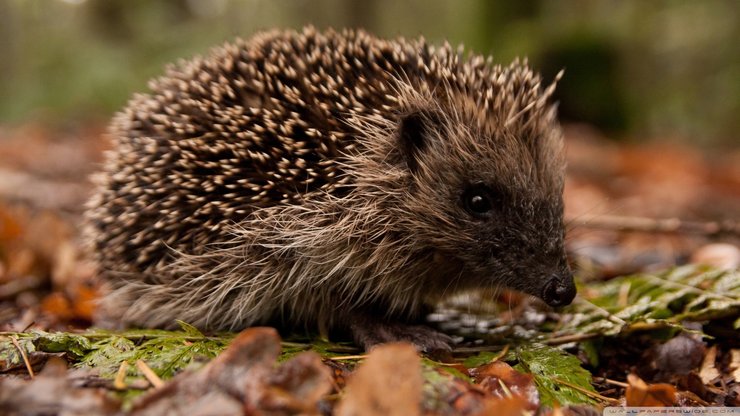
[0,0,738,145]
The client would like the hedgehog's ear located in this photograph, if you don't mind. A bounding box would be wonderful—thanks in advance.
[398,111,436,173]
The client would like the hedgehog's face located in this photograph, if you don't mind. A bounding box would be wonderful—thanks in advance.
[395,108,575,307]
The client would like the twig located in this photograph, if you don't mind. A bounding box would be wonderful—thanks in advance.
[544,333,598,345]
[452,345,509,354]
[113,361,129,390]
[0,331,228,343]
[10,336,34,379]
[328,354,368,361]
[594,377,628,388]
[135,360,163,388]
[490,344,510,362]
[498,378,514,398]
[574,297,627,326]
[552,376,620,405]
[567,214,739,237]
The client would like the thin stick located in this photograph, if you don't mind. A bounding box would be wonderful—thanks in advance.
[567,214,739,237]
[498,378,514,398]
[452,345,509,354]
[135,360,163,388]
[544,333,598,345]
[489,344,510,362]
[552,376,620,405]
[114,361,129,390]
[10,336,34,379]
[594,377,629,388]
[328,354,368,361]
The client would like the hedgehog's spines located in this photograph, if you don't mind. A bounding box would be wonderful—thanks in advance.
[85,27,565,332]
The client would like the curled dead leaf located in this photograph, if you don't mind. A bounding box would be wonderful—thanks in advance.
[474,395,532,416]
[336,342,422,416]
[730,349,740,382]
[625,373,676,406]
[470,360,539,411]
[131,327,331,416]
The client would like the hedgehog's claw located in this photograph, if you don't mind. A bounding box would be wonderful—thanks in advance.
[349,315,454,355]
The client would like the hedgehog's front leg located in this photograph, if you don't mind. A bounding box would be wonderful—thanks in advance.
[347,312,454,354]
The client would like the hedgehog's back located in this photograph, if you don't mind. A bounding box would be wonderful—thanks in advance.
[85,28,432,274]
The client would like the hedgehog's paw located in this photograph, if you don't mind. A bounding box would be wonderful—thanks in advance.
[349,316,454,355]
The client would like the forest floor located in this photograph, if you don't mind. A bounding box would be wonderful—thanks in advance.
[0,122,738,415]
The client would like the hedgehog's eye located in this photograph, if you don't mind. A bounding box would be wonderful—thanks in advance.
[462,185,495,218]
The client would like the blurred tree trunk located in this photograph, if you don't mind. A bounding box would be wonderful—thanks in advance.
[84,0,192,42]
[344,0,378,30]
[0,1,15,91]
[84,0,132,41]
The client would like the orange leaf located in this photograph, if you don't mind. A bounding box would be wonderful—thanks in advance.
[471,360,539,411]
[625,373,677,406]
[41,292,75,321]
[477,395,532,416]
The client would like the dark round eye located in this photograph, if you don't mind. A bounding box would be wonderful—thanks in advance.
[463,186,494,217]
[467,194,490,213]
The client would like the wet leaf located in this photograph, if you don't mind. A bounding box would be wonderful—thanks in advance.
[30,330,92,359]
[558,266,740,339]
[512,344,598,407]
[462,350,505,368]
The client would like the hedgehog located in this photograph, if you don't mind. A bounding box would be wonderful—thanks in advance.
[84,26,575,351]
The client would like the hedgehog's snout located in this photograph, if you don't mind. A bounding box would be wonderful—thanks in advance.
[541,271,576,307]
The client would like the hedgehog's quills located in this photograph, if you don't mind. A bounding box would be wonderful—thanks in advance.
[85,27,575,352]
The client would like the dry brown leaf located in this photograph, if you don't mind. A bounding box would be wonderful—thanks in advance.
[40,281,99,323]
[260,351,333,413]
[0,356,120,415]
[699,345,721,384]
[131,327,331,416]
[41,292,76,321]
[470,360,539,410]
[625,373,677,406]
[474,395,532,416]
[730,349,740,382]
[336,342,422,416]
[0,205,23,244]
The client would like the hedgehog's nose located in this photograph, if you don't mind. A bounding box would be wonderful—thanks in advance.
[542,273,576,307]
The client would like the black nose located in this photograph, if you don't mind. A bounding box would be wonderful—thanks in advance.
[542,274,576,307]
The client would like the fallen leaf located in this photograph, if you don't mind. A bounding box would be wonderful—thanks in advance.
[260,351,333,413]
[699,345,720,384]
[0,356,120,415]
[730,349,740,382]
[336,343,422,416]
[130,327,331,416]
[201,327,281,400]
[40,280,98,323]
[562,404,602,416]
[625,373,677,406]
[420,365,490,416]
[470,360,539,410]
[475,395,532,416]
[41,292,77,321]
